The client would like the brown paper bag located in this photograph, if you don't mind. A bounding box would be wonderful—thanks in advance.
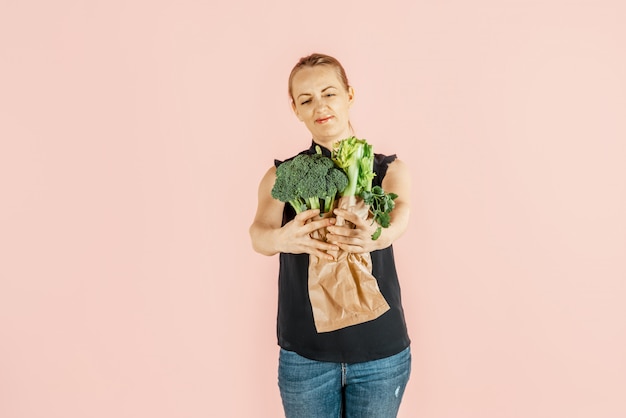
[308,196,390,333]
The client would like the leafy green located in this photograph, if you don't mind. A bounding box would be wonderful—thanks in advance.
[332,136,375,198]
[361,186,398,240]
[332,137,398,240]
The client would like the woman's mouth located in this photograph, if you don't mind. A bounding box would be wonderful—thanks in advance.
[315,116,333,124]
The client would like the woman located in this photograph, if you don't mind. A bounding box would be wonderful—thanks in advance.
[249,53,412,418]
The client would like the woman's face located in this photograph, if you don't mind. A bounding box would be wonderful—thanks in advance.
[290,65,355,147]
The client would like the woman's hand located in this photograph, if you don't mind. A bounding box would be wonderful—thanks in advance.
[251,158,410,258]
[324,158,412,254]
[325,208,383,254]
[249,166,340,260]
[278,209,339,260]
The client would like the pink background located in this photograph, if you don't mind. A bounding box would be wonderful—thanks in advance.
[1,1,625,417]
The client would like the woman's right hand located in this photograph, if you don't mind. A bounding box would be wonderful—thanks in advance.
[278,209,338,261]
[250,166,338,260]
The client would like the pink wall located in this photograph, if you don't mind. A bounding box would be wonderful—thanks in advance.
[1,1,625,417]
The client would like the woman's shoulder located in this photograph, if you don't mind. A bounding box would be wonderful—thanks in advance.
[372,152,400,184]
[374,152,398,166]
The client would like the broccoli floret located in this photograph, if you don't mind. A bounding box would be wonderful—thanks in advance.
[271,152,348,214]
[323,168,349,212]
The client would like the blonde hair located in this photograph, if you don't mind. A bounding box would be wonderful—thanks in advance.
[288,53,351,103]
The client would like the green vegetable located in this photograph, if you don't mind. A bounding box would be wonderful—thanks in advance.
[332,136,375,198]
[271,147,349,214]
[361,186,398,240]
[332,136,398,240]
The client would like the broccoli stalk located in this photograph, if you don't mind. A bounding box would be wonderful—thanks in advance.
[271,150,348,215]
[332,136,398,240]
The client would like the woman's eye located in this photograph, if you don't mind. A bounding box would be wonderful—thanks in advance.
[325,94,335,97]
[301,99,311,105]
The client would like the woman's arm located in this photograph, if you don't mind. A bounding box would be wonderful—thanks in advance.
[326,158,411,253]
[249,166,339,260]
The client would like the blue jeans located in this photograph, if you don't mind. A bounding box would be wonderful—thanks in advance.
[278,347,411,418]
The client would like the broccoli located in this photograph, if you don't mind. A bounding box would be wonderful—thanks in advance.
[271,149,349,214]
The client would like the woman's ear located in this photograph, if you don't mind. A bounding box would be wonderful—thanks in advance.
[348,86,355,106]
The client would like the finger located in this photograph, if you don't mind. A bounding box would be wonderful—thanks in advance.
[326,231,365,250]
[302,217,334,235]
[310,243,339,261]
[306,230,339,249]
[335,241,366,254]
[312,250,335,261]
[333,208,365,226]
[326,225,358,238]
[295,209,321,223]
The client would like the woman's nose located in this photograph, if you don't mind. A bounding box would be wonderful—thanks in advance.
[314,98,328,112]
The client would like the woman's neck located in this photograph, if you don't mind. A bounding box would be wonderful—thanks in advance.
[312,128,355,150]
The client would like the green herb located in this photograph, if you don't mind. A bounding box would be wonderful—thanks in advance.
[361,186,398,240]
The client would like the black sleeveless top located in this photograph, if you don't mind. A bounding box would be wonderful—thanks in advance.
[274,142,411,363]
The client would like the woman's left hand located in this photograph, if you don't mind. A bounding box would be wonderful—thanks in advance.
[325,208,385,254]
[325,158,411,254]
